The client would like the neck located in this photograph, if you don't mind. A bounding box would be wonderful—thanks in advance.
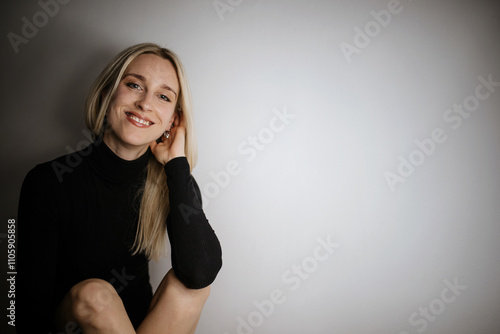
[103,134,150,161]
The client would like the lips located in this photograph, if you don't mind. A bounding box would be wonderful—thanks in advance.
[125,111,155,127]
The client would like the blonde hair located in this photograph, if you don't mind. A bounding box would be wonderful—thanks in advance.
[85,43,198,260]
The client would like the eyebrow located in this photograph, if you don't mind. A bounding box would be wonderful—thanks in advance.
[123,73,178,98]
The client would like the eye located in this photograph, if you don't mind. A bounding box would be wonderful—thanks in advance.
[126,82,142,90]
[159,94,171,102]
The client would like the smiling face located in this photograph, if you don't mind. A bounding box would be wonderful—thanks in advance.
[103,53,180,159]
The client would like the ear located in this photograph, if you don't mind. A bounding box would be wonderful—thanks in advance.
[169,105,182,124]
[166,114,174,130]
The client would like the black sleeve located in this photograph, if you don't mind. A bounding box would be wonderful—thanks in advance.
[16,165,60,333]
[164,157,223,289]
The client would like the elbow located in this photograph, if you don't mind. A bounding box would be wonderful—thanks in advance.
[171,233,223,289]
[176,255,223,290]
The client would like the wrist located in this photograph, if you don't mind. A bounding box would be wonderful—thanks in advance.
[164,153,186,165]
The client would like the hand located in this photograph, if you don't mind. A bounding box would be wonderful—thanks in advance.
[150,112,186,165]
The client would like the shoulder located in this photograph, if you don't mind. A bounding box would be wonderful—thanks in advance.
[18,156,69,221]
[22,144,94,192]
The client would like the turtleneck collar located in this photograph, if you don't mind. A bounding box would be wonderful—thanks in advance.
[88,140,151,184]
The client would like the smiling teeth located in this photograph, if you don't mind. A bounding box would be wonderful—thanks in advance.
[128,114,152,125]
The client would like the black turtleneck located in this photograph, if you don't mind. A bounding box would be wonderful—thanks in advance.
[16,141,222,333]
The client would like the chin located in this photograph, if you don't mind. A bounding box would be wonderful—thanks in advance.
[119,130,159,148]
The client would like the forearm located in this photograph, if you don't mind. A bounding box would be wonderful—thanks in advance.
[164,157,223,289]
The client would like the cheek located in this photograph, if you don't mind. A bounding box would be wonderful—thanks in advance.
[107,89,130,117]
[109,87,129,106]
[158,109,175,126]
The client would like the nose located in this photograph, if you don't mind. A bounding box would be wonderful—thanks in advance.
[135,92,154,112]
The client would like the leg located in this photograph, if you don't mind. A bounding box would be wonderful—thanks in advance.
[55,279,135,334]
[137,269,210,334]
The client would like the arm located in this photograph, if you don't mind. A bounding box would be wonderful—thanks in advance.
[150,111,222,289]
[164,157,222,289]
[16,164,60,333]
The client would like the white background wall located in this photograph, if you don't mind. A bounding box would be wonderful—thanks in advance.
[1,0,500,333]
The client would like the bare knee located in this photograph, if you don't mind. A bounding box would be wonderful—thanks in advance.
[68,279,123,329]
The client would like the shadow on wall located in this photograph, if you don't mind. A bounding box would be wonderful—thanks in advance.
[0,27,121,221]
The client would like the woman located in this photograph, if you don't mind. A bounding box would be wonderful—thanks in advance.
[17,43,223,333]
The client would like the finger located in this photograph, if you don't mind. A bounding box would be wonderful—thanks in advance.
[150,140,158,151]
[151,136,167,148]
